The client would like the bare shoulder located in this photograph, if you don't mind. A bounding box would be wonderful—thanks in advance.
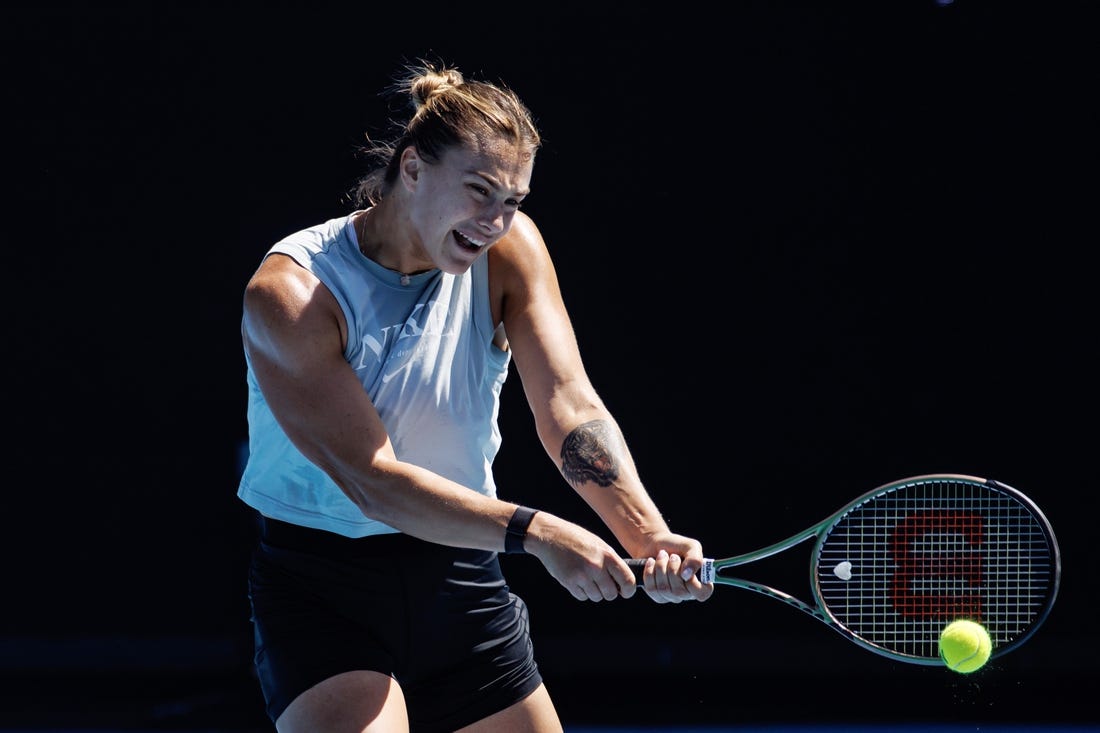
[488,212,560,327]
[246,253,312,304]
[242,253,344,359]
[488,211,555,285]
[244,253,339,323]
[493,209,547,255]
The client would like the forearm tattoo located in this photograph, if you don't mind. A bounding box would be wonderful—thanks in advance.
[561,419,620,488]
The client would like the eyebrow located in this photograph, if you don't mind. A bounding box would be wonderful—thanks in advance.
[465,167,530,198]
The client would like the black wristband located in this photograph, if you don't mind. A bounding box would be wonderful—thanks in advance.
[505,506,539,554]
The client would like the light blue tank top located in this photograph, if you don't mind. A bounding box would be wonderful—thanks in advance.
[237,213,512,537]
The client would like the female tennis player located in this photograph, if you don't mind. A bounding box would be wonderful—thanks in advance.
[237,60,713,732]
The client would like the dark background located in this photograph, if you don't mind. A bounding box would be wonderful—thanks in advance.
[5,2,1097,729]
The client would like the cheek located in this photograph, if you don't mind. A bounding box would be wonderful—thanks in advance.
[411,187,457,229]
[419,180,464,217]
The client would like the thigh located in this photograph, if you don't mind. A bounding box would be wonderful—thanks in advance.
[248,521,548,732]
[276,670,409,733]
[401,557,546,732]
[248,539,406,724]
[455,683,563,733]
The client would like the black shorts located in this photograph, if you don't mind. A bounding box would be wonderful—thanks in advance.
[247,516,544,732]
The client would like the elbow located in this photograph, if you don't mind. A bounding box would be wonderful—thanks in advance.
[318,454,405,522]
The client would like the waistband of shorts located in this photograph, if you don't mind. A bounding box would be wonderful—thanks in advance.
[258,515,413,557]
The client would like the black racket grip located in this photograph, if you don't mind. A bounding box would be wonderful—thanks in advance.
[625,558,647,581]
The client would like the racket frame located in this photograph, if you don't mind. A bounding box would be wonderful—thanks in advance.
[688,474,1060,664]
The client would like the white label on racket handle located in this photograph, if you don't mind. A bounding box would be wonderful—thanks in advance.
[700,558,715,584]
[625,557,716,584]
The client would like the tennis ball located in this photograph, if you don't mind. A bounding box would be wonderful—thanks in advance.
[939,619,992,673]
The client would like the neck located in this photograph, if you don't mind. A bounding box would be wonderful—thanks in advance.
[355,208,408,273]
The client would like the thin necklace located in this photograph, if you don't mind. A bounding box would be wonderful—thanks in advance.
[357,213,412,286]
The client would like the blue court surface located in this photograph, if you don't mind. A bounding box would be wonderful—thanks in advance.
[4,634,1094,733]
[566,727,1100,733]
[566,729,1099,733]
[8,721,1100,726]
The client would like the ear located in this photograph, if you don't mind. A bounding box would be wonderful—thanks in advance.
[398,146,421,191]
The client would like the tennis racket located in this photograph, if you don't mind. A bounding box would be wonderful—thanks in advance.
[628,473,1060,665]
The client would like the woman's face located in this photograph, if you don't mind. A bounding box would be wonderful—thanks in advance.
[403,139,534,275]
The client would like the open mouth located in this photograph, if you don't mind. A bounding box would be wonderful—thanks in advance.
[453,230,486,253]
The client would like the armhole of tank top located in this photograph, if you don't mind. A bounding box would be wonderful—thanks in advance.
[475,255,508,357]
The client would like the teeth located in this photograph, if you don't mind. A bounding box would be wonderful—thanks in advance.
[456,231,486,248]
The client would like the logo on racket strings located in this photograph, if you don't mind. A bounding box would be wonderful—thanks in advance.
[890,511,983,620]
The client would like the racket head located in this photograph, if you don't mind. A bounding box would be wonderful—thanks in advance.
[813,473,1060,664]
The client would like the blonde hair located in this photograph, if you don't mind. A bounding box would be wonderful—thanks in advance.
[353,61,541,206]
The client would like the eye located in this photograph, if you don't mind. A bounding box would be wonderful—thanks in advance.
[469,183,490,197]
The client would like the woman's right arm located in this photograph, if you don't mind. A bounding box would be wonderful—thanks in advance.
[242,253,519,550]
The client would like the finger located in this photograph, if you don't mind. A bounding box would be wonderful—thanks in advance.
[689,578,715,602]
[581,579,607,602]
[610,560,637,599]
[670,554,698,599]
[652,550,672,594]
[591,586,610,602]
[594,571,622,601]
[680,550,706,583]
[641,557,658,593]
[652,553,685,603]
[666,553,684,590]
[660,553,687,599]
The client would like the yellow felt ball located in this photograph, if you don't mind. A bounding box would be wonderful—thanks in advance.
[939,619,992,673]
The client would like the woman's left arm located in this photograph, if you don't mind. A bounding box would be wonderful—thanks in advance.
[490,212,713,603]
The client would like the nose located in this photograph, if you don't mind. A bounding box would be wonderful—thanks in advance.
[478,203,507,235]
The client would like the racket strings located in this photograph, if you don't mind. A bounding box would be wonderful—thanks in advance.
[815,477,1057,660]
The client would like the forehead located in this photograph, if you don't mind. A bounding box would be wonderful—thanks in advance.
[439,138,534,192]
